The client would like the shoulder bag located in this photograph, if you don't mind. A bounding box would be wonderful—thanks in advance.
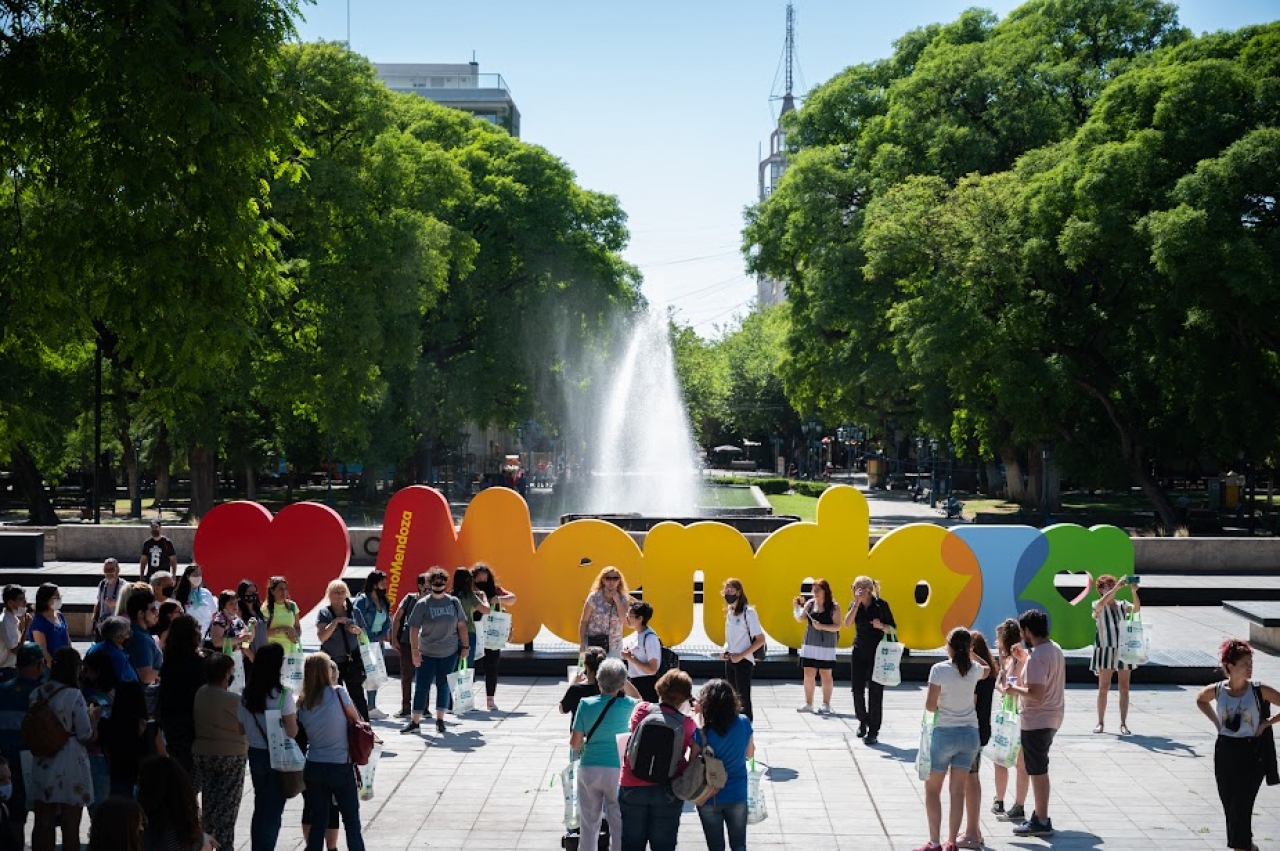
[249,692,305,798]
[340,687,376,766]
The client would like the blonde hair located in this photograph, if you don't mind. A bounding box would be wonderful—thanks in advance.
[299,652,338,710]
[853,576,879,596]
[115,581,152,617]
[326,579,350,598]
[589,566,630,598]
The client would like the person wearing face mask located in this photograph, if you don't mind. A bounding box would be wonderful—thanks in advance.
[92,560,123,641]
[27,583,69,667]
[400,567,468,736]
[174,564,217,638]
[139,520,177,581]
[719,578,765,722]
[0,755,17,851]
[0,586,32,675]
[391,573,428,718]
[149,571,178,610]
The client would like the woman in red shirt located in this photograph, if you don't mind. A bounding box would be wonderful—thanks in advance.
[619,670,701,851]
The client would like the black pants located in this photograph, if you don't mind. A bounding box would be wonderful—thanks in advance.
[725,658,754,721]
[631,675,659,703]
[480,648,501,697]
[1216,735,1265,849]
[398,642,416,712]
[850,650,884,734]
[339,660,369,721]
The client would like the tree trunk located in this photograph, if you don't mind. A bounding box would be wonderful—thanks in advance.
[1001,447,1027,504]
[154,423,171,506]
[120,426,140,517]
[189,444,217,519]
[1076,379,1178,533]
[1025,445,1043,511]
[244,462,256,500]
[285,466,294,503]
[12,444,58,526]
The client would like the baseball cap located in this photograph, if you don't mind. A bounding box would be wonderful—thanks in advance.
[16,642,44,668]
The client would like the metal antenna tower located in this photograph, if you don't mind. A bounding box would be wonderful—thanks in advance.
[784,2,794,99]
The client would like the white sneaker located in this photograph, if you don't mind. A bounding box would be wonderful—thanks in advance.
[368,707,387,720]
[797,704,815,713]
[819,703,832,715]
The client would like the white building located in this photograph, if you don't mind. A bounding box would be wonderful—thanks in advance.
[375,61,521,137]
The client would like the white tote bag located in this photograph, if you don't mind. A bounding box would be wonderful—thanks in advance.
[265,696,306,773]
[915,711,936,780]
[481,605,513,651]
[984,694,1021,767]
[223,642,246,694]
[872,629,905,687]
[1118,612,1150,666]
[282,645,306,693]
[746,758,769,825]
[448,659,475,713]
[358,739,383,800]
[559,759,580,830]
[359,637,389,690]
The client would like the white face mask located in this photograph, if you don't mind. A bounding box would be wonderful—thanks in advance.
[51,599,63,611]
[13,606,26,617]
[190,576,203,588]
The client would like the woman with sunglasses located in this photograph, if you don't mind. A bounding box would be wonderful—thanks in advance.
[1091,574,1140,734]
[1196,640,1280,851]
[578,567,631,659]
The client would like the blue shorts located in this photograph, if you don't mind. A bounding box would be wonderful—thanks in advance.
[931,725,980,771]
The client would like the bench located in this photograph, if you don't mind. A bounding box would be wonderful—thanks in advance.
[1223,600,1280,651]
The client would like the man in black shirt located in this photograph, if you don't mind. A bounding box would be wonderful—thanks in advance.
[139,520,177,581]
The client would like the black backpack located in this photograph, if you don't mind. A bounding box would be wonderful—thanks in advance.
[626,703,685,784]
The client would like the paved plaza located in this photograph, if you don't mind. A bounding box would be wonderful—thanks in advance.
[182,605,1273,851]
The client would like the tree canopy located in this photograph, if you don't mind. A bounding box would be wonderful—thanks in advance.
[745,0,1279,527]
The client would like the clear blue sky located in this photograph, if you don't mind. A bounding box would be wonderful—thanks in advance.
[294,1,1277,336]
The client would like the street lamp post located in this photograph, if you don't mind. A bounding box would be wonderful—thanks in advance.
[131,437,143,519]
[836,426,847,479]
[929,439,939,508]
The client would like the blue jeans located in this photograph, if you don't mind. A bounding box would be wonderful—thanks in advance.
[619,784,683,851]
[697,800,748,851]
[930,724,980,772]
[247,747,285,851]
[413,652,458,713]
[302,761,365,851]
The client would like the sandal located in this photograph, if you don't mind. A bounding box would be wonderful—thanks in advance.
[1093,723,1104,734]
[1120,724,1131,735]
[956,835,985,849]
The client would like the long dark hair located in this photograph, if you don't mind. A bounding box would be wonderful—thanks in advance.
[697,678,742,736]
[237,580,263,623]
[137,756,202,851]
[164,615,201,659]
[242,643,285,714]
[363,570,389,609]
[971,630,996,673]
[88,796,144,851]
[35,582,59,616]
[452,566,474,599]
[173,564,201,607]
[948,627,974,677]
[472,563,499,599]
[723,578,748,616]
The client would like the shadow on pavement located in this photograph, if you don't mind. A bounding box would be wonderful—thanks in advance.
[867,741,917,764]
[1119,733,1199,757]
[433,729,485,752]
[1009,828,1103,849]
[764,765,799,782]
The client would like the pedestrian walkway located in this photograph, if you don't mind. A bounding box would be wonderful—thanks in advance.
[212,605,1274,850]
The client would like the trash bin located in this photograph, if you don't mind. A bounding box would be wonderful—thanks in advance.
[1224,474,1246,510]
[867,457,886,489]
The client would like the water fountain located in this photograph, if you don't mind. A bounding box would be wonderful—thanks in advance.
[581,310,701,517]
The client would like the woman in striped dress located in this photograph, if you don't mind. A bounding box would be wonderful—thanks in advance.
[793,578,841,714]
[1091,574,1140,734]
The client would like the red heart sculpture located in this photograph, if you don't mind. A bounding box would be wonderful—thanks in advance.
[194,501,351,614]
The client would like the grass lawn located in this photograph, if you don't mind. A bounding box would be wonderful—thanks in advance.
[766,493,817,522]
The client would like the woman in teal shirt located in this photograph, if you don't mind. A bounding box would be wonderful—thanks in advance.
[570,658,636,849]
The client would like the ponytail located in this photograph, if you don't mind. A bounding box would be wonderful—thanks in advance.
[948,627,973,677]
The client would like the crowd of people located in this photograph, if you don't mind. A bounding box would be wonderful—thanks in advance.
[2,521,1265,851]
[0,516,523,851]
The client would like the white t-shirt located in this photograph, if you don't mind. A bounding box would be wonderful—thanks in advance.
[725,607,763,659]
[928,660,983,727]
[622,628,661,677]
[0,610,21,668]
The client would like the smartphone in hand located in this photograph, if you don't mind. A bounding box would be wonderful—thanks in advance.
[1129,575,1142,586]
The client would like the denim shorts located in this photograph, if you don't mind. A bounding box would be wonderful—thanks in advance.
[931,724,980,771]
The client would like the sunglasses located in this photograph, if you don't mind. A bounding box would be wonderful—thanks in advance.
[604,576,620,582]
